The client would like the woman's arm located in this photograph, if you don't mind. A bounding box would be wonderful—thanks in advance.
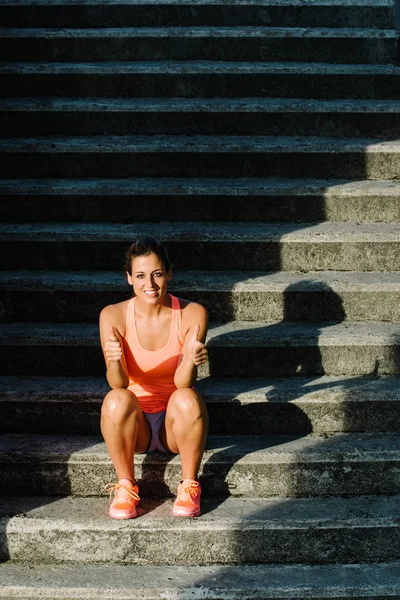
[174,302,208,389]
[99,305,129,389]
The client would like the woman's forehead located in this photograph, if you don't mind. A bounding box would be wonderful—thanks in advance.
[132,253,163,271]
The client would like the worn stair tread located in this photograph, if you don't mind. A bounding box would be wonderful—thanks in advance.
[1,177,399,196]
[1,492,400,525]
[2,494,400,564]
[2,134,400,152]
[0,0,394,6]
[1,374,399,403]
[1,563,400,600]
[2,270,399,324]
[2,60,400,74]
[1,320,400,345]
[0,320,399,345]
[1,26,396,37]
[1,374,399,435]
[1,269,400,292]
[1,221,399,241]
[0,0,394,5]
[3,97,400,113]
[1,431,400,462]
[3,432,400,497]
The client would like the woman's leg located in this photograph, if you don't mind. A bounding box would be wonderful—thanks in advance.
[100,388,150,482]
[161,387,209,480]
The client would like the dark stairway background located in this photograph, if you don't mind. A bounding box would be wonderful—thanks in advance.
[0,0,400,596]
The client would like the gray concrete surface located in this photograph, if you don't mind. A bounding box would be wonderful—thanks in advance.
[1,562,400,599]
[0,178,399,223]
[1,374,399,434]
[1,494,400,564]
[1,431,400,497]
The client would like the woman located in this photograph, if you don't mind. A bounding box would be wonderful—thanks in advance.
[99,237,209,519]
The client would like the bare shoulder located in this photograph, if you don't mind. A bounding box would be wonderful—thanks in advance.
[99,299,130,338]
[178,297,208,340]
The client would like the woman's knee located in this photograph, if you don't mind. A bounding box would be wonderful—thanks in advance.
[169,388,207,422]
[101,388,140,424]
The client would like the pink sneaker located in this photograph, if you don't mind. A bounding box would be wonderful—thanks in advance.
[172,479,201,517]
[104,481,140,519]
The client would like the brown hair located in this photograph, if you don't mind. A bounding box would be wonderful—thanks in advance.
[124,237,172,275]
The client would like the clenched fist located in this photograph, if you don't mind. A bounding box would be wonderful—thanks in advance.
[187,324,208,366]
[104,326,123,362]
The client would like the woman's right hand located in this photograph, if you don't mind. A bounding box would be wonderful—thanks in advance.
[104,326,123,362]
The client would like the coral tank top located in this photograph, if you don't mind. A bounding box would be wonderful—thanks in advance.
[123,294,184,414]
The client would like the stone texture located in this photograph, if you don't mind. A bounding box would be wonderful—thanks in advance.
[0,222,399,271]
[1,432,400,497]
[1,270,400,323]
[2,374,399,434]
[1,495,400,564]
[0,27,396,63]
[2,61,400,100]
[0,178,399,223]
[2,135,400,179]
[4,98,400,138]
[1,321,399,376]
[1,561,400,600]
[1,0,400,595]
[0,0,395,30]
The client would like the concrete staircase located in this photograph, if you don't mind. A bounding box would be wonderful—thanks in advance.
[1,0,400,597]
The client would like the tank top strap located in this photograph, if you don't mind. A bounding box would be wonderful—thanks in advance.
[125,296,135,341]
[171,294,184,346]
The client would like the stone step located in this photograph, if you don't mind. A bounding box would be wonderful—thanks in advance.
[1,375,399,435]
[0,321,399,377]
[1,432,400,498]
[0,27,396,64]
[1,270,400,323]
[1,494,400,564]
[2,61,400,99]
[2,135,400,179]
[0,0,394,29]
[0,222,398,271]
[1,562,400,600]
[0,178,399,223]
[3,98,400,137]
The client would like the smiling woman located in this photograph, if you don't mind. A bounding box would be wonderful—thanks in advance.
[99,237,209,520]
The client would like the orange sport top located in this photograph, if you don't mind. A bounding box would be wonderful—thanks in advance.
[123,294,185,414]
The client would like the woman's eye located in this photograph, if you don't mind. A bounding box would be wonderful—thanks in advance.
[154,272,163,277]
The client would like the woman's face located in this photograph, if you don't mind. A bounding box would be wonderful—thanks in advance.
[127,252,171,303]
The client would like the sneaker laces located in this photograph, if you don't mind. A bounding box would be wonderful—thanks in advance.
[177,479,200,504]
[104,482,140,505]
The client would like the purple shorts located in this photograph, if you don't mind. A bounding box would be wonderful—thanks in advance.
[143,410,169,453]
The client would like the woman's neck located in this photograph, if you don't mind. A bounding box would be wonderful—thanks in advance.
[134,293,171,320]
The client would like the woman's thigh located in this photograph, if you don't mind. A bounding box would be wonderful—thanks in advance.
[101,387,151,454]
[160,388,206,453]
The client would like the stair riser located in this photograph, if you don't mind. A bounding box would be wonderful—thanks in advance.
[1,151,399,179]
[1,344,398,376]
[2,289,400,323]
[1,458,400,498]
[1,37,395,64]
[2,73,400,100]
[1,563,400,600]
[1,5,394,28]
[1,398,399,435]
[1,195,399,224]
[0,241,398,271]
[3,111,400,137]
[1,525,399,565]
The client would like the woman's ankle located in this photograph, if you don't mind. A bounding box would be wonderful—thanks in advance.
[119,477,137,487]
